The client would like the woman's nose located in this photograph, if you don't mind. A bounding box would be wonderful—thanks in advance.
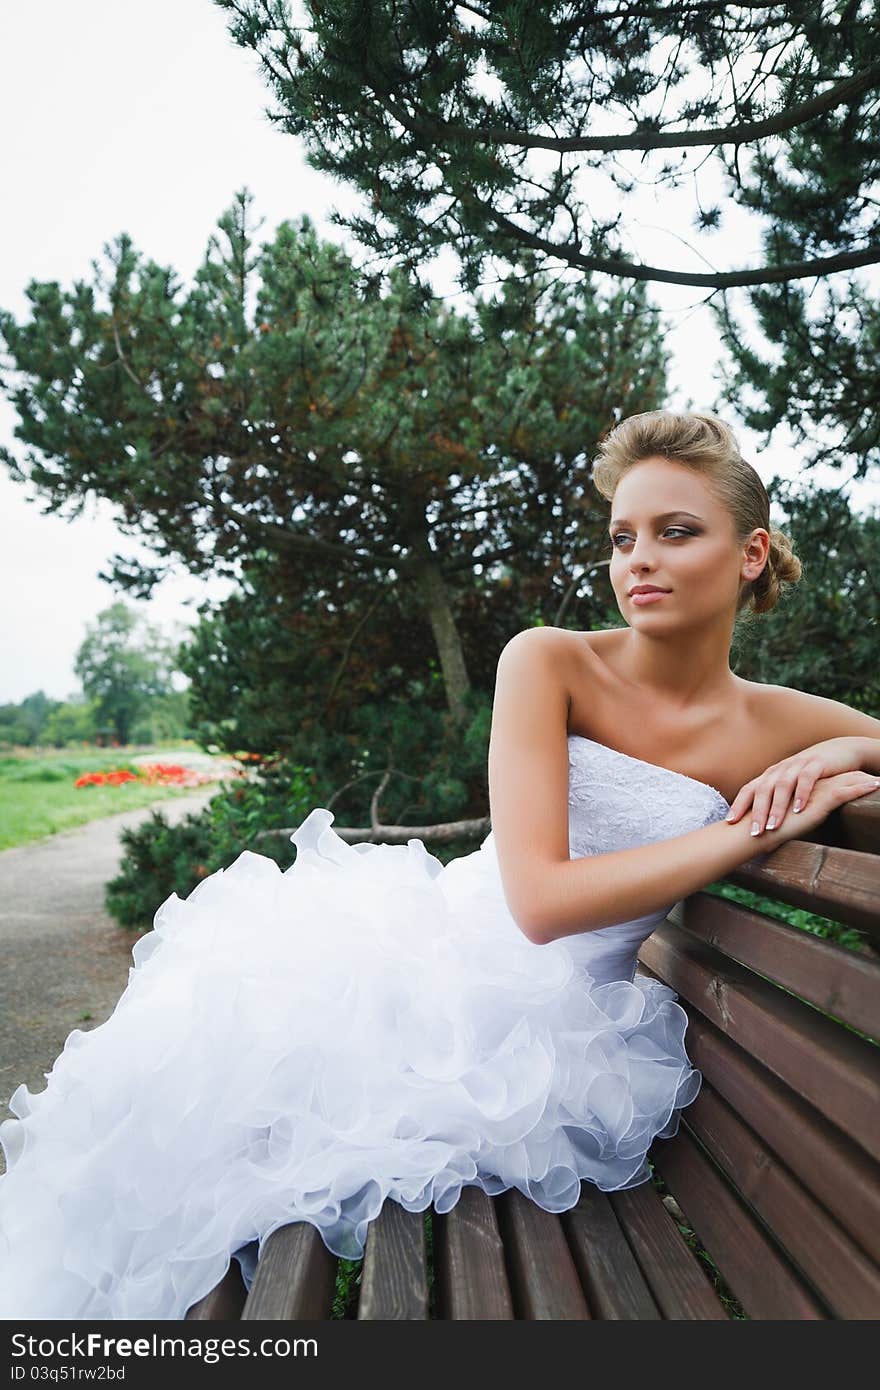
[628,540,658,569]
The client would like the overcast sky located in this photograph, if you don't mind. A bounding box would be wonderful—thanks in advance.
[2,0,877,705]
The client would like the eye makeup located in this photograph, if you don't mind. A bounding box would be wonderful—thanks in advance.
[608,509,705,537]
[610,527,694,548]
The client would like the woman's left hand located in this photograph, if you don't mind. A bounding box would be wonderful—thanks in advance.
[725,737,870,835]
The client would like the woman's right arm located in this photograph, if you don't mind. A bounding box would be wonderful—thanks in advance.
[488,628,878,946]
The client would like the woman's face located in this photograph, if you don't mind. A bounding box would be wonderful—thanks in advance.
[607,456,767,627]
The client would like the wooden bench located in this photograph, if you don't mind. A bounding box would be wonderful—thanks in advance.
[187,795,880,1321]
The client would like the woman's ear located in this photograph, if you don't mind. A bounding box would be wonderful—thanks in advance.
[742,528,770,580]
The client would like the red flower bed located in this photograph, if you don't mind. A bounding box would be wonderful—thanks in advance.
[74,768,139,788]
[74,763,214,790]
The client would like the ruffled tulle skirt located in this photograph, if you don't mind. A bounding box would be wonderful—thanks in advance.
[0,808,700,1320]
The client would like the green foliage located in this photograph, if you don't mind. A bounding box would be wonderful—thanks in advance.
[330,1256,363,1319]
[0,690,65,748]
[709,16,880,479]
[104,761,315,929]
[0,714,33,747]
[74,601,181,744]
[129,689,193,744]
[215,1,880,478]
[730,481,879,710]
[42,697,101,748]
[648,1165,748,1319]
[0,687,186,751]
[0,190,669,732]
[106,686,493,928]
[713,271,880,481]
[4,182,872,742]
[325,1213,439,1319]
[214,4,880,297]
[106,808,217,931]
[5,761,73,784]
[704,879,869,957]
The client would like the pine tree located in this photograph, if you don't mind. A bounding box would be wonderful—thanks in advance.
[0,191,669,727]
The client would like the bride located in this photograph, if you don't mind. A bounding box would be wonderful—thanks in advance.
[2,409,878,1321]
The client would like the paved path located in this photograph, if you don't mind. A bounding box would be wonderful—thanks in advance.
[0,791,217,1170]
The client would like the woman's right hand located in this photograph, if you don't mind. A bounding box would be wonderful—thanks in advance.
[759,770,880,845]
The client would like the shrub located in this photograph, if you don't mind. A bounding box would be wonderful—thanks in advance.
[104,762,316,930]
[106,687,494,930]
[105,808,217,930]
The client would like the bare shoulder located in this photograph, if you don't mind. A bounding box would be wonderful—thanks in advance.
[749,681,880,749]
[496,625,581,687]
[498,624,579,659]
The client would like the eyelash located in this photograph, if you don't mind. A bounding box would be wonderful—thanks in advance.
[610,527,693,549]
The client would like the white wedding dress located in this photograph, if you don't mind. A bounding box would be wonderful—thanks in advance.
[0,736,730,1320]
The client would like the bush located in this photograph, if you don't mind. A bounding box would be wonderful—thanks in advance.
[6,763,71,784]
[105,687,494,930]
[106,808,216,929]
[104,761,317,930]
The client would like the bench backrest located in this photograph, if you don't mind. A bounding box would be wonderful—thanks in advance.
[638,795,880,1320]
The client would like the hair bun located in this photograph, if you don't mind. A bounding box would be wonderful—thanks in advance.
[752,528,802,614]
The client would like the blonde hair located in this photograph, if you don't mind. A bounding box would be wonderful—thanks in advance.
[591,409,802,617]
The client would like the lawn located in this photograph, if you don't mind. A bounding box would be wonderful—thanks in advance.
[0,743,229,851]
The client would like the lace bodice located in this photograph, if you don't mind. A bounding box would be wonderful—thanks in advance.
[566,734,731,856]
[562,735,730,979]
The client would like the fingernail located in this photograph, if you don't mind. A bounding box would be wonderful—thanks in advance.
[751,823,760,836]
[725,811,735,821]
[793,800,802,812]
[767,817,776,830]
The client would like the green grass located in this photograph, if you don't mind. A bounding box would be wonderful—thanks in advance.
[0,743,223,851]
[704,879,873,957]
[329,1209,436,1318]
[648,1165,748,1319]
[331,1256,363,1318]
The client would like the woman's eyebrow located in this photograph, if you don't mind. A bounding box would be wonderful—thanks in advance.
[608,510,704,530]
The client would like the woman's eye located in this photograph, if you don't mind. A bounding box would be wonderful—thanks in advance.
[611,528,692,548]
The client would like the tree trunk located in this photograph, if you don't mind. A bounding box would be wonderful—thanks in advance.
[410,552,471,723]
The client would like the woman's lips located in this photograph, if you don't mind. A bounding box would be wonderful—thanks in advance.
[630,590,670,605]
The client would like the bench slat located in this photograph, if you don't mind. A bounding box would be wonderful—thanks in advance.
[358,1201,429,1319]
[834,796,880,855]
[653,1127,827,1319]
[608,1184,727,1320]
[435,1186,515,1319]
[185,1260,248,1320]
[560,1183,660,1319]
[497,1189,591,1319]
[675,1006,880,1266]
[684,1079,880,1319]
[726,839,880,940]
[640,925,880,1160]
[242,1222,338,1321]
[668,894,880,1040]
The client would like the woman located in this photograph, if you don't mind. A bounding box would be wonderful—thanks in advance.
[2,409,878,1320]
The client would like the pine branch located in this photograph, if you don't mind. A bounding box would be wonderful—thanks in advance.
[477,196,880,289]
[377,60,880,156]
